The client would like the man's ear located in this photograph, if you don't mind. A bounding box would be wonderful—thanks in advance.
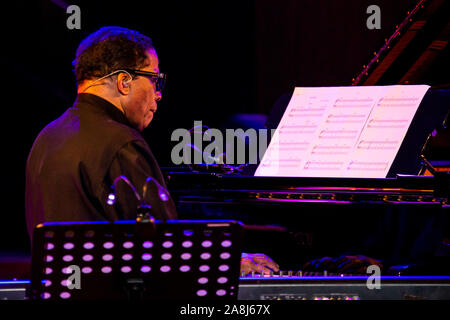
[117,72,132,95]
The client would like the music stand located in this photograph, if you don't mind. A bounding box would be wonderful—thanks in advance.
[30,219,243,300]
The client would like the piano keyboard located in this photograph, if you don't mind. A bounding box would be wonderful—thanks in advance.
[238,273,450,300]
[241,270,352,277]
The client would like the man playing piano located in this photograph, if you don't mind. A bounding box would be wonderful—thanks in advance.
[25,26,279,275]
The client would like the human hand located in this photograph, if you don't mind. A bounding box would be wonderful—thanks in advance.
[303,255,383,274]
[332,255,383,274]
[240,252,280,276]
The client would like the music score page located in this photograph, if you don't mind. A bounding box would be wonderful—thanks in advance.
[255,85,430,178]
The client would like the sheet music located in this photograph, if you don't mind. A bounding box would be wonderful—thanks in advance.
[255,85,430,178]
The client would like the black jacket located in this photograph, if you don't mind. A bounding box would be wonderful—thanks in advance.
[25,93,178,238]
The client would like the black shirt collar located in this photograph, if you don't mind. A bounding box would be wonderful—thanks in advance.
[74,93,131,127]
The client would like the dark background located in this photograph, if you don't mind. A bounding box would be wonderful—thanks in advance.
[0,0,428,253]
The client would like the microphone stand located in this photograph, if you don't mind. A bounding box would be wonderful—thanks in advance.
[107,175,171,300]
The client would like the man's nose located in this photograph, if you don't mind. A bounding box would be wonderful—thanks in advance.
[155,91,162,101]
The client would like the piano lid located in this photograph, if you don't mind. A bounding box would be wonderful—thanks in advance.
[352,0,449,88]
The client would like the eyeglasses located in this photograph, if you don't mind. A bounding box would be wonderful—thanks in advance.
[123,69,166,92]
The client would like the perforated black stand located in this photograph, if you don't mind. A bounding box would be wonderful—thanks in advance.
[30,219,243,300]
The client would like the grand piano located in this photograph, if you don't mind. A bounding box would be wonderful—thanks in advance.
[163,0,450,277]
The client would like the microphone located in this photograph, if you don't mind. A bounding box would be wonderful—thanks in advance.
[142,176,170,202]
[106,175,170,221]
[107,175,141,205]
[185,123,248,173]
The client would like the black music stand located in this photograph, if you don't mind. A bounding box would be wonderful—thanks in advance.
[30,219,243,300]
